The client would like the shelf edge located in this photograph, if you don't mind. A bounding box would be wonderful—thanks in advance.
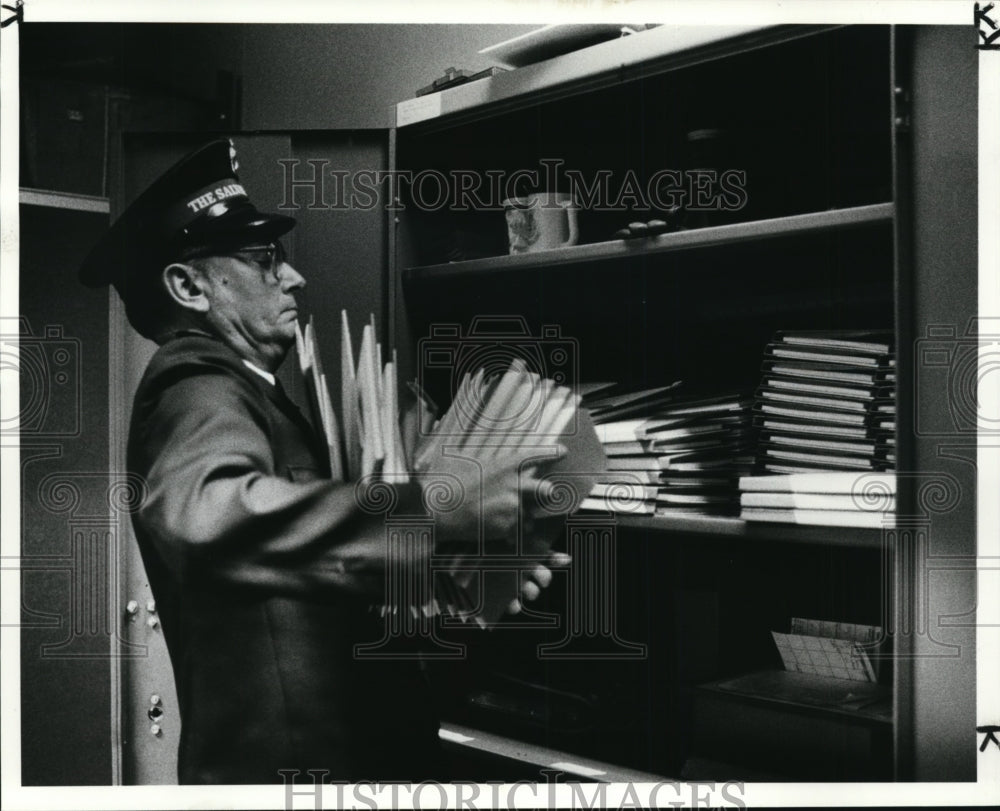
[405,203,896,282]
[19,188,110,214]
[397,25,834,131]
[439,722,671,783]
[612,513,886,548]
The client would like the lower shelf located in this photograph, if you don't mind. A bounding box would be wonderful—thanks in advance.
[690,669,893,781]
[439,722,669,783]
[609,512,886,548]
[699,669,892,723]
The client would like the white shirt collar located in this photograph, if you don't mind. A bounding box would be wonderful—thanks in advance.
[242,359,276,386]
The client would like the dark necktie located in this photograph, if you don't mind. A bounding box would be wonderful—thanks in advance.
[272,377,321,438]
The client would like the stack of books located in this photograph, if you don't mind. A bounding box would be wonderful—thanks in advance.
[874,362,897,468]
[577,385,755,517]
[752,330,896,475]
[739,471,896,528]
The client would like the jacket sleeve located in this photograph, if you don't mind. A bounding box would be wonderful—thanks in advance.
[131,361,427,599]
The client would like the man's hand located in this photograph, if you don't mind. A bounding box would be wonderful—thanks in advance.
[508,551,572,615]
[417,445,573,618]
[421,447,566,544]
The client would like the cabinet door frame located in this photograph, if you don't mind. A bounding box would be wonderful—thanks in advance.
[892,25,979,782]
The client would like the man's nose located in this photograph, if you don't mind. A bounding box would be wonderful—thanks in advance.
[280,262,306,291]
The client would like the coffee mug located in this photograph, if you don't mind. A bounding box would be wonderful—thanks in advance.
[503,192,579,255]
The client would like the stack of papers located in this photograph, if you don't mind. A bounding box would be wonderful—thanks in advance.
[772,617,883,683]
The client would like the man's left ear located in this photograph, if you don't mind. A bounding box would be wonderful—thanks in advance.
[162,263,210,313]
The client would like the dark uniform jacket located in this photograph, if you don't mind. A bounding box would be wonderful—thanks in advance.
[127,332,442,784]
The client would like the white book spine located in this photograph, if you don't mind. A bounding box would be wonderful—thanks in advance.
[740,492,895,511]
[739,472,897,495]
[740,507,894,528]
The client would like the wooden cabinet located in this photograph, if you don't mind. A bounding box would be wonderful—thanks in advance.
[390,25,977,781]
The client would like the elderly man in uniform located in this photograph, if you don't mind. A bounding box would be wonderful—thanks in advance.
[79,140,566,784]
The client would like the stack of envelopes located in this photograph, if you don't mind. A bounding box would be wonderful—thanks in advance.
[296,312,605,625]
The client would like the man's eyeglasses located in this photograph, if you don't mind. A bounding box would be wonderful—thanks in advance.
[231,241,287,282]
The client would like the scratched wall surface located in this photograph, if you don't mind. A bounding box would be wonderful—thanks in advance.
[18,204,113,786]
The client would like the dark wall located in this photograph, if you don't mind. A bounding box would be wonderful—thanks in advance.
[20,23,243,108]
[238,24,534,129]
[283,131,389,410]
[18,205,112,786]
[21,22,536,130]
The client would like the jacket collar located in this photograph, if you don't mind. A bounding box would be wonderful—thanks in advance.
[162,328,321,443]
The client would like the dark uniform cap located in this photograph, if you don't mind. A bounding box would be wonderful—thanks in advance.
[78,139,296,287]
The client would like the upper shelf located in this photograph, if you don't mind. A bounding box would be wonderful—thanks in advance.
[405,202,895,283]
[395,25,828,130]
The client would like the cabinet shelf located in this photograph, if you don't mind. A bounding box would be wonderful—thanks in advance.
[697,670,892,725]
[392,23,980,782]
[404,203,894,283]
[690,670,893,781]
[439,722,669,783]
[610,512,886,549]
[19,187,110,214]
[397,25,783,130]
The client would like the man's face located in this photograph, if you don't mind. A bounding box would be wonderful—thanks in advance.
[198,241,306,371]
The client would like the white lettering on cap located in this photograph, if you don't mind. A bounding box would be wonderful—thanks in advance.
[215,183,246,200]
[186,191,216,213]
[185,182,247,214]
